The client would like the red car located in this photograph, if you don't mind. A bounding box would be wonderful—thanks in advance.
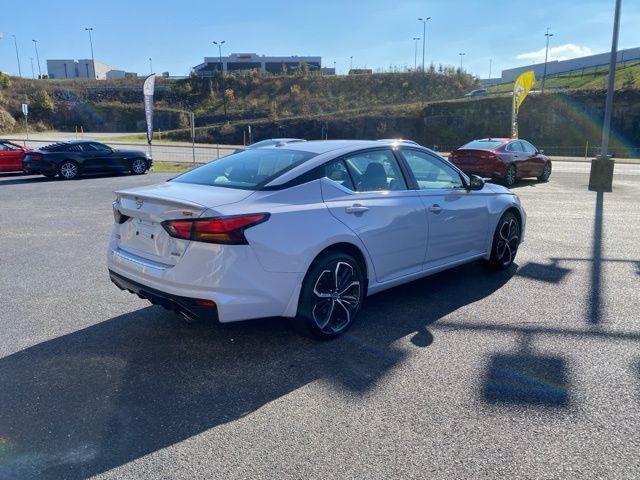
[448,138,552,187]
[0,140,30,173]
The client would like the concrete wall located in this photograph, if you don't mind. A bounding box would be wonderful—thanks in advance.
[193,53,321,75]
[46,59,129,80]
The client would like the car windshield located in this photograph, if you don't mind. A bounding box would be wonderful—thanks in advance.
[171,148,316,189]
[460,140,504,150]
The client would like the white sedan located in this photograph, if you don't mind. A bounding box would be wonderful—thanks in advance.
[108,140,525,338]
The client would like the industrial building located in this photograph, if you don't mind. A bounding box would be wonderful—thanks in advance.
[46,59,137,80]
[192,53,322,76]
[482,46,640,86]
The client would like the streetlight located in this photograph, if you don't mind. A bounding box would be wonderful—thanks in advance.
[489,59,492,79]
[417,17,431,72]
[459,52,466,70]
[32,39,41,78]
[85,28,96,79]
[30,57,35,79]
[213,40,228,122]
[350,56,353,71]
[412,37,421,71]
[333,60,336,74]
[12,35,22,77]
[149,57,153,74]
[541,27,554,94]
[588,0,621,192]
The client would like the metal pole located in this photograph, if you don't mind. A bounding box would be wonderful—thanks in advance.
[418,17,430,73]
[190,112,196,165]
[85,28,95,78]
[12,35,22,77]
[32,40,41,78]
[541,28,553,94]
[214,41,228,122]
[30,58,35,79]
[489,59,492,79]
[413,37,420,71]
[350,56,353,71]
[149,57,153,74]
[459,52,465,70]
[600,0,621,158]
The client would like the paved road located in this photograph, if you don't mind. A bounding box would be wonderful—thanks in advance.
[1,168,639,479]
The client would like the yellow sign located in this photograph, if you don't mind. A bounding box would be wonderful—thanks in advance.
[511,70,536,138]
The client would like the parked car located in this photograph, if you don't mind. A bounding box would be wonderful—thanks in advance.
[23,140,152,179]
[108,140,525,339]
[233,138,307,154]
[464,89,489,97]
[449,138,551,187]
[0,140,30,172]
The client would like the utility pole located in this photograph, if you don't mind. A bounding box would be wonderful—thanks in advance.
[459,52,466,70]
[85,28,96,79]
[589,0,621,192]
[541,27,554,94]
[213,40,228,123]
[413,37,420,71]
[12,35,22,77]
[417,17,431,72]
[32,39,41,78]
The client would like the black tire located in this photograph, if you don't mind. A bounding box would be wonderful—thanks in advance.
[58,161,79,180]
[293,251,365,339]
[537,162,552,182]
[130,158,148,175]
[503,164,517,188]
[486,211,520,270]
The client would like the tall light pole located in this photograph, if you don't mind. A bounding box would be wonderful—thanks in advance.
[589,0,621,192]
[149,57,153,74]
[489,59,492,79]
[333,60,336,74]
[12,35,22,77]
[85,28,96,79]
[349,56,353,71]
[459,52,466,70]
[32,39,41,78]
[417,17,431,72]
[213,40,228,122]
[30,57,35,79]
[541,28,554,94]
[413,37,420,71]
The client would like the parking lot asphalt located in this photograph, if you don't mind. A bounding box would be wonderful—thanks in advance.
[1,165,639,479]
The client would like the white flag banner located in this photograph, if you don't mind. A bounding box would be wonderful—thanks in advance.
[143,74,156,145]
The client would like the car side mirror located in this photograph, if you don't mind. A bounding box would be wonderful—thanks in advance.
[468,174,485,191]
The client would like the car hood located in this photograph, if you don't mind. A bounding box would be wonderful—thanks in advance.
[115,181,255,209]
[483,183,513,194]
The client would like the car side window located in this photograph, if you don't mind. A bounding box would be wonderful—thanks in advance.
[0,143,8,151]
[506,142,523,153]
[343,149,407,192]
[520,141,536,154]
[323,159,355,191]
[401,149,464,190]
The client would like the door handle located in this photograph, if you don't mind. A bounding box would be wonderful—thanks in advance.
[345,204,369,214]
[429,204,442,214]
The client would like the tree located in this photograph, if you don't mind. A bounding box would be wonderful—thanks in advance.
[32,89,55,113]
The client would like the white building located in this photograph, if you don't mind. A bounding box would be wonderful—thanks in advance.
[47,59,136,80]
[192,53,322,76]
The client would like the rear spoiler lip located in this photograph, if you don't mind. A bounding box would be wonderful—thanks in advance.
[114,190,208,210]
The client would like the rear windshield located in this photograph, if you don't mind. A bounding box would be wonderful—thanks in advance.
[460,140,504,150]
[171,148,316,189]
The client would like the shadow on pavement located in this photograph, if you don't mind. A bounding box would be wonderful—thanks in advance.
[0,261,515,479]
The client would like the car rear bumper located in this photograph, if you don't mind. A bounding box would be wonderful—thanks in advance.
[109,269,219,322]
[23,160,57,175]
[455,163,507,178]
[107,236,303,323]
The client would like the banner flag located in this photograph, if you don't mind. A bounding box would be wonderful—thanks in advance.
[143,74,156,145]
[511,70,536,138]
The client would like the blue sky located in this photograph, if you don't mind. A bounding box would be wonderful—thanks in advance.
[1,0,638,78]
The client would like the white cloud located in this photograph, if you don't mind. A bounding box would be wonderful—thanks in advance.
[516,44,594,63]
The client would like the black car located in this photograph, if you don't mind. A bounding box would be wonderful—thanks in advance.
[23,140,152,180]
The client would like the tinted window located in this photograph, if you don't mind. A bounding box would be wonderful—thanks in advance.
[172,149,315,190]
[343,149,407,192]
[506,141,523,152]
[520,141,536,154]
[461,140,504,150]
[323,159,355,190]
[83,142,111,152]
[401,149,464,189]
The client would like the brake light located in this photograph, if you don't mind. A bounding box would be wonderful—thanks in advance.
[162,213,269,245]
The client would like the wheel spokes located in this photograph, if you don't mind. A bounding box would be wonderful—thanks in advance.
[313,269,333,299]
[311,261,362,333]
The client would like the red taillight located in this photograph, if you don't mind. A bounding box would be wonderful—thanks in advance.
[162,213,269,245]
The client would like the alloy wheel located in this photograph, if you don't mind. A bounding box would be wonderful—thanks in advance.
[60,162,78,179]
[132,158,147,174]
[311,261,361,334]
[495,218,519,266]
[505,166,516,187]
[542,163,551,180]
